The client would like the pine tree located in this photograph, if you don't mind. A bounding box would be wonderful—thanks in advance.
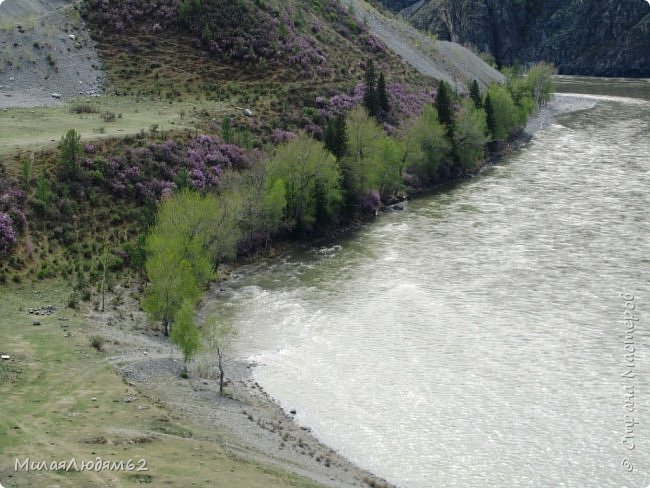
[324,114,348,160]
[59,129,82,180]
[436,80,454,135]
[363,59,379,117]
[377,72,390,115]
[485,93,496,139]
[313,178,330,226]
[470,80,482,109]
[324,119,336,158]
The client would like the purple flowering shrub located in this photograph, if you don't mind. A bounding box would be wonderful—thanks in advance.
[315,85,364,120]
[359,190,382,213]
[0,212,16,257]
[179,1,328,72]
[89,135,250,200]
[0,173,27,257]
[0,186,26,232]
[314,83,437,124]
[0,175,25,258]
[81,0,381,76]
[81,0,180,32]
[271,129,297,144]
[387,84,437,119]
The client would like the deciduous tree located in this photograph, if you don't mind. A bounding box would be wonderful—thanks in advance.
[401,105,451,181]
[266,133,342,231]
[204,317,237,395]
[486,84,517,140]
[143,252,199,336]
[171,300,202,376]
[453,100,488,169]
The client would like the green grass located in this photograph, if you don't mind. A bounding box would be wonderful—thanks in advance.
[0,16,37,34]
[0,96,223,156]
[0,281,326,488]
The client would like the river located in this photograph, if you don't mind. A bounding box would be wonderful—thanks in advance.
[203,77,650,487]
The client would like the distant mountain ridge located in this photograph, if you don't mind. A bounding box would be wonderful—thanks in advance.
[378,0,650,77]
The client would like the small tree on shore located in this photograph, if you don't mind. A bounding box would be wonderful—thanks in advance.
[266,132,342,231]
[143,190,224,335]
[144,253,199,336]
[205,318,237,395]
[453,99,487,168]
[485,84,517,140]
[526,62,554,107]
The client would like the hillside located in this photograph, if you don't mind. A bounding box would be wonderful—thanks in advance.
[0,0,503,110]
[379,0,650,77]
[340,0,504,91]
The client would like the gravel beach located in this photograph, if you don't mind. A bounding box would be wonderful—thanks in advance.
[525,92,598,135]
[90,280,395,488]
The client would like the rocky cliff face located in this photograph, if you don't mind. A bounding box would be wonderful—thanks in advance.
[379,0,650,77]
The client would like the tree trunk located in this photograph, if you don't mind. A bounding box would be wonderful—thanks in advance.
[163,319,169,337]
[218,348,224,395]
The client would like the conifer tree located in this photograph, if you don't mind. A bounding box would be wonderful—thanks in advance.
[324,114,349,161]
[363,59,380,117]
[436,80,454,135]
[484,93,496,139]
[470,80,482,109]
[59,129,82,180]
[377,72,390,115]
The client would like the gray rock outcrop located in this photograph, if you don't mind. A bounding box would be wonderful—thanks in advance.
[378,0,650,77]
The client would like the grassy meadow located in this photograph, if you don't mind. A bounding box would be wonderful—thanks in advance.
[0,96,226,157]
[0,281,324,488]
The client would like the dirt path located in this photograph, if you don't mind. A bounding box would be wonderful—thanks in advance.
[340,0,504,92]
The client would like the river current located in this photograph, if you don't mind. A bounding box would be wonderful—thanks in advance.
[204,77,650,487]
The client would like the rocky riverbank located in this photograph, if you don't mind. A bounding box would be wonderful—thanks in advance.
[89,279,394,488]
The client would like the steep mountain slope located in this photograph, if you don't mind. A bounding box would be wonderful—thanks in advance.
[379,0,650,76]
[0,0,104,107]
[1,0,503,110]
[340,0,504,90]
[83,0,503,92]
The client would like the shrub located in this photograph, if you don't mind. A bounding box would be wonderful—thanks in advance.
[70,104,99,114]
[89,335,106,351]
[67,292,80,309]
[101,111,117,122]
[0,213,16,257]
[485,84,517,140]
